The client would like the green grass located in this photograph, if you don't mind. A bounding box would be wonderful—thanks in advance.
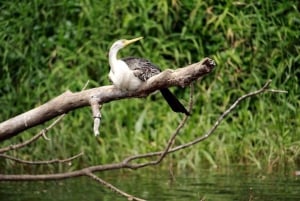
[0,0,299,172]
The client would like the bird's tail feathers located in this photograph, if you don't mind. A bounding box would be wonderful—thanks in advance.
[160,88,190,115]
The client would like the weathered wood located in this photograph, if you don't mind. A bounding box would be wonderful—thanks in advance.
[0,58,215,141]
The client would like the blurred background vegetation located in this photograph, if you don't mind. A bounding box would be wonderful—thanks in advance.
[0,0,299,172]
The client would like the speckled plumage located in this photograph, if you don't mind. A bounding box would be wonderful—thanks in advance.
[122,57,161,81]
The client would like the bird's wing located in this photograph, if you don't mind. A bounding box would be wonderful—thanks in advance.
[122,57,161,81]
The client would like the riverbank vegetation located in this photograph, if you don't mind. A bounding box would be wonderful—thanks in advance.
[0,0,299,172]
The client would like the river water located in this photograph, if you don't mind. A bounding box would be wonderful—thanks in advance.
[0,167,299,201]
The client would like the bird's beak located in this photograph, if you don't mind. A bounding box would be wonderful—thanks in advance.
[124,37,143,46]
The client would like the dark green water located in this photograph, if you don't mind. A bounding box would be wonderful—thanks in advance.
[0,168,299,201]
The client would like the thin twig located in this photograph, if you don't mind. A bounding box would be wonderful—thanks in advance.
[0,80,90,154]
[168,80,275,151]
[123,83,194,168]
[82,80,90,90]
[42,129,51,141]
[266,89,288,93]
[121,80,283,162]
[86,172,146,201]
[0,115,65,154]
[0,152,84,165]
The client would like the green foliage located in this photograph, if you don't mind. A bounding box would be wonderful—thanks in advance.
[0,0,299,172]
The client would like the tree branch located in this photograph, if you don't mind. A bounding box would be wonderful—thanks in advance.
[0,80,286,182]
[0,81,90,153]
[0,114,65,154]
[0,152,83,165]
[86,172,146,201]
[0,58,215,141]
[123,84,194,168]
[0,80,287,201]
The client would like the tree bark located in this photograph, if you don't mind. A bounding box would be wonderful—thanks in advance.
[0,58,215,141]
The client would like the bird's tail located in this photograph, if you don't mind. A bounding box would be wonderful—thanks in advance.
[160,88,190,115]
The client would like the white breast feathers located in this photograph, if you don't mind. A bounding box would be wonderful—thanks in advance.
[108,60,143,91]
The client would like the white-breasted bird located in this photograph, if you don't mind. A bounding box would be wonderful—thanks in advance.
[108,37,190,115]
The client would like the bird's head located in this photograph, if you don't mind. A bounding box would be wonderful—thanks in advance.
[110,37,143,51]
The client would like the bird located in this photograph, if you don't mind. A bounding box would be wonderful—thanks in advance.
[108,37,190,115]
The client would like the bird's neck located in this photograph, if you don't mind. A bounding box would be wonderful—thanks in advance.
[109,48,118,72]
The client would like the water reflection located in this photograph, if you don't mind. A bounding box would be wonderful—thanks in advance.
[0,167,299,201]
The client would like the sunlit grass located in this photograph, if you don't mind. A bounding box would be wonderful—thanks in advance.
[0,0,299,172]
